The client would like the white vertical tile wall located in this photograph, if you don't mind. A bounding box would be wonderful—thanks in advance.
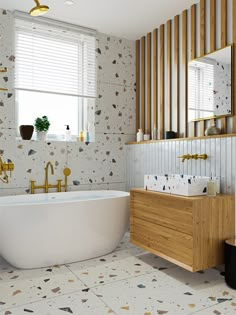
[126,137,236,194]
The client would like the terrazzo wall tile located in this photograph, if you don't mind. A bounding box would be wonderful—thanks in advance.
[0,8,136,196]
[97,33,135,87]
[96,82,135,134]
[0,10,15,129]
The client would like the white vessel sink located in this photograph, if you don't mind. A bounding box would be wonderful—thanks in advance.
[144,174,220,196]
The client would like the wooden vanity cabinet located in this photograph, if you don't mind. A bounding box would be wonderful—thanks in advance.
[130,188,235,272]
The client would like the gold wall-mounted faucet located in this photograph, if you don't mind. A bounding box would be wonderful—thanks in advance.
[30,161,71,194]
[177,154,208,163]
[0,156,14,183]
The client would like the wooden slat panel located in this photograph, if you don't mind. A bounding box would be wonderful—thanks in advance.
[167,20,172,131]
[136,40,140,131]
[199,120,205,137]
[210,0,216,52]
[221,0,227,48]
[191,122,196,138]
[174,15,180,136]
[141,36,145,132]
[160,24,164,139]
[182,10,187,137]
[233,0,236,132]
[153,29,158,133]
[147,33,151,134]
[220,117,227,134]
[200,0,206,56]
[191,4,196,60]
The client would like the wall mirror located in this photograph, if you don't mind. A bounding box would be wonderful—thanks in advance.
[188,45,232,122]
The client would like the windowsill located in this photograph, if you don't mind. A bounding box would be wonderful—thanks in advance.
[15,134,93,143]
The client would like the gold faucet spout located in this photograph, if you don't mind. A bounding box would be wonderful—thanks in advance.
[45,161,54,193]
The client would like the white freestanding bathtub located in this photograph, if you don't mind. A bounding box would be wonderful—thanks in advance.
[0,190,129,269]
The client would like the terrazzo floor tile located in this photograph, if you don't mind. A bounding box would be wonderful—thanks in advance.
[189,297,236,315]
[114,232,137,252]
[92,270,233,315]
[0,289,116,315]
[69,255,158,288]
[66,246,144,270]
[0,259,86,311]
[162,266,225,290]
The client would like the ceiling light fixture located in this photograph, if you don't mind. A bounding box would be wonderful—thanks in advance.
[29,0,49,17]
[64,0,75,5]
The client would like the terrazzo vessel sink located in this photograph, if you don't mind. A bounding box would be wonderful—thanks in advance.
[144,174,220,196]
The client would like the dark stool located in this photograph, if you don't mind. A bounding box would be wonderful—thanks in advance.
[225,239,236,289]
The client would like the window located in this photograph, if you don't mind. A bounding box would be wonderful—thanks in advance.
[14,12,96,140]
[188,60,214,121]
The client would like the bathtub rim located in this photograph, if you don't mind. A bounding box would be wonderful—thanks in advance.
[0,190,130,207]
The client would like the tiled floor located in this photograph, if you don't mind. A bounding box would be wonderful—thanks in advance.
[0,232,236,315]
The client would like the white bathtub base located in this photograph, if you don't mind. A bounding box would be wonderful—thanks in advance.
[0,190,129,269]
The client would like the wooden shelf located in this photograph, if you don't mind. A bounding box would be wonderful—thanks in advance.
[126,133,236,145]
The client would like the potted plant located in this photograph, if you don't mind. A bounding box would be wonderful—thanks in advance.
[19,125,34,140]
[34,116,50,141]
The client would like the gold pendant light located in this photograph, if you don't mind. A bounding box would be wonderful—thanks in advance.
[29,0,49,16]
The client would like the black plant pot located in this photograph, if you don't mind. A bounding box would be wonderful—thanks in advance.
[19,125,34,140]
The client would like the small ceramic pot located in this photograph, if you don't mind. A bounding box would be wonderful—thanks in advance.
[36,131,47,141]
[19,125,34,140]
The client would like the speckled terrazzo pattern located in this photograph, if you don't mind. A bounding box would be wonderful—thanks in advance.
[214,61,231,116]
[0,233,236,315]
[0,9,136,196]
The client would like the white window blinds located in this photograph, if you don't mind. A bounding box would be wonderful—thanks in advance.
[14,12,96,98]
[188,60,214,120]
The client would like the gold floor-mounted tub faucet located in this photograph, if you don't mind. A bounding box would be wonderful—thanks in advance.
[30,161,71,194]
[177,154,208,163]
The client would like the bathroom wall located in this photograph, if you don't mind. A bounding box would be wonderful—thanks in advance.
[0,9,136,196]
[126,136,236,194]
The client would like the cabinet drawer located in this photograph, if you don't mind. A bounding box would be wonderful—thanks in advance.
[131,217,193,268]
[131,191,193,235]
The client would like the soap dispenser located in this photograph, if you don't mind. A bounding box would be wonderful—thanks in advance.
[64,125,71,141]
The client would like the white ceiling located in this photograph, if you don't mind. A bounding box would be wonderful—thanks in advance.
[0,0,199,40]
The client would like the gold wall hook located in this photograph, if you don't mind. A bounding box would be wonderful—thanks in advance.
[0,156,14,183]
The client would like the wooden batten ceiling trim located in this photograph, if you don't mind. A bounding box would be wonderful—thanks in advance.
[200,0,206,56]
[141,36,145,132]
[136,40,140,131]
[221,0,227,48]
[210,0,216,52]
[147,32,151,134]
[153,29,158,131]
[191,4,196,60]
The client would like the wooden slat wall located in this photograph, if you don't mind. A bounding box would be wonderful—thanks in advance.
[174,16,179,136]
[159,25,164,139]
[167,20,172,131]
[147,33,151,134]
[200,0,206,56]
[153,29,158,131]
[210,0,216,52]
[141,37,145,132]
[191,4,196,60]
[182,10,187,138]
[135,0,235,139]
